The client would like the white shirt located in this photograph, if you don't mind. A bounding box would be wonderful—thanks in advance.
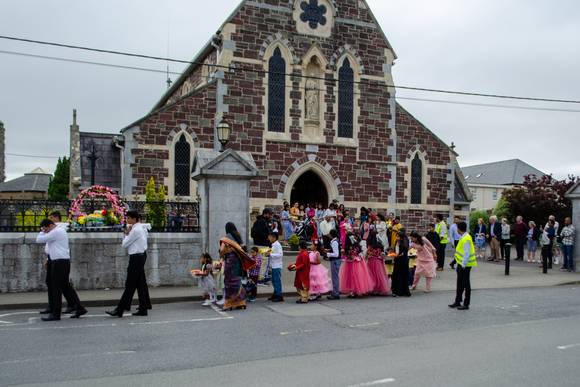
[325,209,337,227]
[270,240,283,269]
[44,223,67,256]
[36,226,70,260]
[122,222,148,255]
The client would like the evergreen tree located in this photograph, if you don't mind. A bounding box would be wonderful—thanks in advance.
[47,157,70,200]
[157,183,166,227]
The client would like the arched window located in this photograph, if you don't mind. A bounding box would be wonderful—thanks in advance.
[338,58,354,138]
[174,135,190,196]
[411,153,422,204]
[268,47,286,132]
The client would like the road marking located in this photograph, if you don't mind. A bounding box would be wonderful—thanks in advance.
[557,343,580,350]
[280,329,319,335]
[2,351,135,365]
[346,378,396,386]
[210,303,231,317]
[350,322,379,328]
[129,316,233,326]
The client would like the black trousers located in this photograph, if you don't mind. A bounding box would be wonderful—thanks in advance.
[50,259,83,318]
[500,240,508,259]
[436,243,447,268]
[142,252,151,309]
[455,266,472,306]
[542,245,553,267]
[515,238,525,259]
[323,235,331,250]
[46,257,75,311]
[118,254,148,311]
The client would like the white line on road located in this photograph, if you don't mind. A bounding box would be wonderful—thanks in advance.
[346,378,396,387]
[557,343,580,350]
[129,316,233,326]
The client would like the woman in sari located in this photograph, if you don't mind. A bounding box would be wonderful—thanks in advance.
[218,222,256,312]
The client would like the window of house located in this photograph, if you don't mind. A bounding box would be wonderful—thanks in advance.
[338,58,354,138]
[268,47,286,132]
[174,135,190,196]
[411,153,422,204]
[492,188,498,201]
[471,187,477,199]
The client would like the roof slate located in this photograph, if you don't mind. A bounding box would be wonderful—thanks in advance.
[0,173,51,192]
[461,159,546,186]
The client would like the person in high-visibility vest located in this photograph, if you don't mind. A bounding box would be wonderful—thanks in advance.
[449,221,476,310]
[434,214,448,271]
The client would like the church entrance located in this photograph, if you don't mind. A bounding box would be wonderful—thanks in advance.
[290,170,328,207]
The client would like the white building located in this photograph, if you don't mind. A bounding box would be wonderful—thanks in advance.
[462,159,546,211]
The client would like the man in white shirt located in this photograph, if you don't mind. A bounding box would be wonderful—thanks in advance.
[319,215,333,249]
[36,219,87,321]
[39,211,77,316]
[106,210,149,317]
[265,232,284,302]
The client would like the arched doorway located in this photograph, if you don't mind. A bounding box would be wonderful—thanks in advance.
[290,170,328,206]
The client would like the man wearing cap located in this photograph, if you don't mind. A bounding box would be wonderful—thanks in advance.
[251,208,273,286]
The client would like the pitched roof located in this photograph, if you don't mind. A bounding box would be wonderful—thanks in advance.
[461,159,546,186]
[0,170,52,193]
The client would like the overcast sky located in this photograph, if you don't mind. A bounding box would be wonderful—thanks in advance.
[1,0,578,182]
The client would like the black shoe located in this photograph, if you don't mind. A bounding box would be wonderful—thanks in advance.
[327,295,340,300]
[132,309,148,316]
[41,314,60,321]
[125,306,131,312]
[105,309,123,317]
[347,294,358,299]
[267,294,276,301]
[70,307,87,319]
[449,262,455,269]
[272,296,284,302]
[457,305,469,310]
[147,305,152,310]
[39,308,53,314]
[296,299,307,304]
[62,306,77,314]
[448,303,461,308]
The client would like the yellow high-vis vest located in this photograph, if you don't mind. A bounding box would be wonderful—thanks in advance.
[455,234,477,267]
[436,221,448,244]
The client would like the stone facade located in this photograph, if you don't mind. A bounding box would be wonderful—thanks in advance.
[116,0,471,232]
[0,233,202,293]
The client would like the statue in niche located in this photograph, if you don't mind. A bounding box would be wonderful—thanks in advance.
[305,73,319,120]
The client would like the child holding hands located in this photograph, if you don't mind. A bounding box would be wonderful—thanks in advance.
[196,253,219,306]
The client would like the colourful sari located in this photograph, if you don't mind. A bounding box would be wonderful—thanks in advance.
[220,234,256,309]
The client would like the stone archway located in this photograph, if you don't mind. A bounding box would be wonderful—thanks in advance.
[290,170,328,206]
[282,160,341,206]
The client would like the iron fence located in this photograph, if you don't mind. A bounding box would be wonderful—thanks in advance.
[0,198,200,232]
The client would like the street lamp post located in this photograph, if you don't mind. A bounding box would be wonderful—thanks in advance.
[217,120,231,152]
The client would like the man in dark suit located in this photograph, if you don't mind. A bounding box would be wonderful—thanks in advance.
[486,215,502,262]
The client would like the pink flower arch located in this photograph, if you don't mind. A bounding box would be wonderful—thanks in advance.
[69,185,126,222]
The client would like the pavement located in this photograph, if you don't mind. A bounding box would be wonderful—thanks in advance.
[1,247,578,311]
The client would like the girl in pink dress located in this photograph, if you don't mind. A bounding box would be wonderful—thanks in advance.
[366,231,391,295]
[308,240,331,300]
[339,232,375,298]
[409,231,437,293]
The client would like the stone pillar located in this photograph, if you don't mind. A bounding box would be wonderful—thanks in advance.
[565,182,580,272]
[0,120,5,182]
[192,149,258,260]
[69,109,82,198]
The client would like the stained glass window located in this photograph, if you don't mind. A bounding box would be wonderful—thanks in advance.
[411,153,422,204]
[338,58,354,138]
[300,0,327,29]
[174,135,190,196]
[268,47,286,133]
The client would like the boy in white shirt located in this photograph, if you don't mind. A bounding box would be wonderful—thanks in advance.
[265,232,284,302]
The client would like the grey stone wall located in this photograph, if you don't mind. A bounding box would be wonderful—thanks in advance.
[0,232,202,293]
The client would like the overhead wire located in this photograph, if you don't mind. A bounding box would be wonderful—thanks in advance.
[1,35,580,105]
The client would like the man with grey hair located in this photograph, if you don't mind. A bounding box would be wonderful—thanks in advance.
[487,215,502,262]
[545,215,560,264]
[560,217,575,272]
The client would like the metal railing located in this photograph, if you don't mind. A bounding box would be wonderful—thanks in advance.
[0,199,200,233]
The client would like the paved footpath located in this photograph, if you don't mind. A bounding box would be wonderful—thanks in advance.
[1,249,578,311]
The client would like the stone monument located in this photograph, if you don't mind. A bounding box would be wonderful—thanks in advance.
[192,149,258,260]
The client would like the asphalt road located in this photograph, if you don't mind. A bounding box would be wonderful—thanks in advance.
[1,285,579,387]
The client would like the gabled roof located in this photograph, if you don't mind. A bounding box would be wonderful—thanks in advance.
[148,0,397,113]
[0,170,52,193]
[462,159,546,186]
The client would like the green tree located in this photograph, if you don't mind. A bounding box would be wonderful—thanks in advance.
[157,183,166,227]
[492,194,514,226]
[47,157,70,200]
[145,177,167,227]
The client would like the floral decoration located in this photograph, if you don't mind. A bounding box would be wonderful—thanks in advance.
[69,185,126,226]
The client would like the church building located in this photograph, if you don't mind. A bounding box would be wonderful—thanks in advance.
[73,0,472,227]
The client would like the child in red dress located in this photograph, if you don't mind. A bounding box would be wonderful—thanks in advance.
[290,240,311,303]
